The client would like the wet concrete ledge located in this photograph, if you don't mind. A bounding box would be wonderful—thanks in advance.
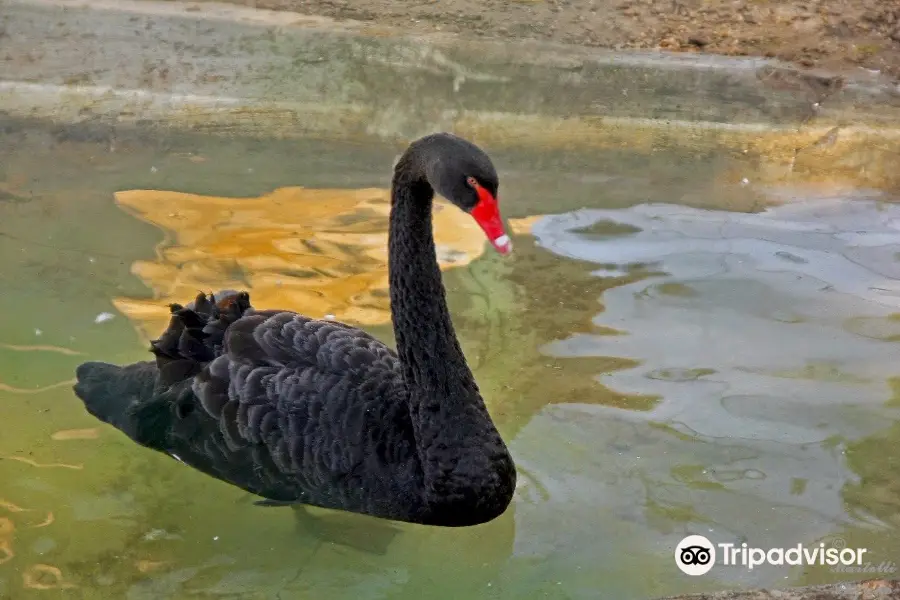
[658,578,900,600]
[3,0,900,142]
[3,0,899,193]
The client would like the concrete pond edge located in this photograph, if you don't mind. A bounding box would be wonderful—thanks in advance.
[657,578,900,600]
[2,0,900,160]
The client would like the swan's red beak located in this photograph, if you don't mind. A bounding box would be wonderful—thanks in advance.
[470,185,512,255]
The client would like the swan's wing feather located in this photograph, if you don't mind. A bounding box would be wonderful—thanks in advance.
[190,310,408,483]
[192,311,401,418]
[226,310,398,373]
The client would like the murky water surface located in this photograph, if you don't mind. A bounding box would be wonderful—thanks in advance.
[1,119,898,599]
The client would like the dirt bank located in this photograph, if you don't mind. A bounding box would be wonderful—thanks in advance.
[177,0,900,81]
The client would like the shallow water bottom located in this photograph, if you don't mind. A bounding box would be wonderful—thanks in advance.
[0,118,899,599]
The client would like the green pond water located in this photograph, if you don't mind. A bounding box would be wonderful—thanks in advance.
[0,117,899,599]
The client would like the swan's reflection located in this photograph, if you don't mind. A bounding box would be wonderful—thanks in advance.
[121,497,518,599]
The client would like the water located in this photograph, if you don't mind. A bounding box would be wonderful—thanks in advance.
[1,117,898,599]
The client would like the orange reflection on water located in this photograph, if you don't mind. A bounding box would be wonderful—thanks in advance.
[22,564,77,590]
[0,517,13,565]
[112,186,503,342]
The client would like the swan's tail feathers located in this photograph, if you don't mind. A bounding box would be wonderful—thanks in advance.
[73,360,160,443]
[149,290,253,376]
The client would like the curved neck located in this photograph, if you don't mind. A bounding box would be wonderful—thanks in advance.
[387,175,478,397]
[385,145,515,525]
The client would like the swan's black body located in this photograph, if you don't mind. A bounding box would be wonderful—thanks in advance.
[73,133,516,527]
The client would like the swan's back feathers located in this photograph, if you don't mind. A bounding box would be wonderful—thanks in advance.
[218,311,399,374]
[190,307,413,480]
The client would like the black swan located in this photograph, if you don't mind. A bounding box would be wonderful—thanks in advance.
[73,132,517,527]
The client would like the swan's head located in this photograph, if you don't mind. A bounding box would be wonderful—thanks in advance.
[419,133,512,255]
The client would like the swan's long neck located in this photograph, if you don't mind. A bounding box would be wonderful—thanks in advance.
[388,179,478,398]
[388,167,514,524]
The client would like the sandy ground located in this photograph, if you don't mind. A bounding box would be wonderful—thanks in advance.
[179,0,900,81]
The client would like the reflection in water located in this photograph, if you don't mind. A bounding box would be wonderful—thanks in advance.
[827,418,900,578]
[111,186,504,341]
[0,484,70,592]
[526,194,900,588]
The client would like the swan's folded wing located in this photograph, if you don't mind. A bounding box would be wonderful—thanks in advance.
[190,310,406,479]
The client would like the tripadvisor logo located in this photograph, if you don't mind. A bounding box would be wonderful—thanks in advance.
[675,535,716,576]
[675,535,877,576]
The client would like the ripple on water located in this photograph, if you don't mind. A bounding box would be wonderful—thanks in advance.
[532,194,900,425]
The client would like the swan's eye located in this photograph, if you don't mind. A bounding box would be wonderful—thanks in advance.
[466,176,479,188]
